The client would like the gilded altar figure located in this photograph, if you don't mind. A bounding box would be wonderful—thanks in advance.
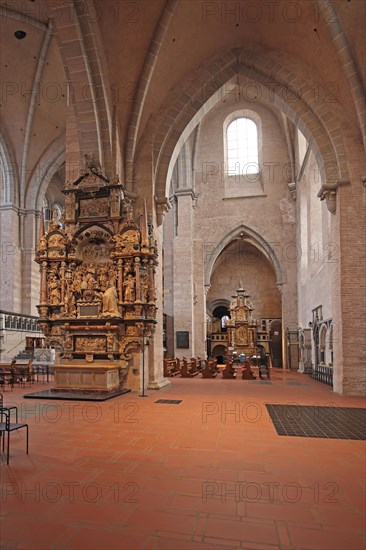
[113,233,124,251]
[86,272,98,289]
[102,281,120,317]
[80,274,89,292]
[141,276,149,302]
[123,274,135,302]
[63,282,76,317]
[38,236,47,254]
[122,229,139,252]
[98,264,109,291]
[236,325,248,345]
[73,271,83,295]
[48,233,64,248]
[48,275,61,305]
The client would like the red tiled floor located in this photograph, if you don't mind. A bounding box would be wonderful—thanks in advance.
[0,371,365,549]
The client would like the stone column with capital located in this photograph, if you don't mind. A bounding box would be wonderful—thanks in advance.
[21,209,41,314]
[172,189,196,358]
[147,206,170,390]
[193,239,207,358]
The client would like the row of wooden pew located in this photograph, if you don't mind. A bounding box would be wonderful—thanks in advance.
[164,357,206,378]
[163,357,257,379]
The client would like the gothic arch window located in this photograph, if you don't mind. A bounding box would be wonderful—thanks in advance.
[226,116,259,175]
[222,110,264,199]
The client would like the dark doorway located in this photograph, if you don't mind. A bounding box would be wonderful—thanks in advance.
[269,320,282,368]
[212,306,230,332]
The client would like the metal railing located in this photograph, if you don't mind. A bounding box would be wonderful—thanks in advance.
[309,364,333,387]
[0,310,41,333]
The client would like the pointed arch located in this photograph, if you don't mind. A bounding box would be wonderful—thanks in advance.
[0,126,19,206]
[205,223,285,288]
[146,48,354,200]
[25,133,66,211]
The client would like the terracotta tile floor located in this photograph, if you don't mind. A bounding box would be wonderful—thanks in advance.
[1,370,365,550]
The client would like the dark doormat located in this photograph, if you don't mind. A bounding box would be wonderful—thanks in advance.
[266,404,366,440]
[23,388,131,402]
[155,399,182,404]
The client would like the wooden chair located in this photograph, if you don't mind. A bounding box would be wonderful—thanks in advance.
[0,393,18,421]
[0,369,5,389]
[9,366,25,388]
[0,408,29,464]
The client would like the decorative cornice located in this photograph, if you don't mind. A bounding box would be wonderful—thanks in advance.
[174,188,197,200]
[204,284,211,297]
[155,197,171,226]
[317,181,350,214]
[0,205,40,216]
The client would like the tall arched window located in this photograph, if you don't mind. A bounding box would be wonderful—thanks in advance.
[227,117,258,175]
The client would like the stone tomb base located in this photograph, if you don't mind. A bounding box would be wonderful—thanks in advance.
[53,362,125,392]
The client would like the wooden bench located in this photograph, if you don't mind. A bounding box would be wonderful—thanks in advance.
[191,357,204,372]
[201,359,218,378]
[222,359,236,379]
[180,358,199,377]
[163,358,181,377]
[242,359,256,380]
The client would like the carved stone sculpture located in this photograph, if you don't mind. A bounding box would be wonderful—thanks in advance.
[35,165,158,365]
[102,282,120,317]
[123,274,135,302]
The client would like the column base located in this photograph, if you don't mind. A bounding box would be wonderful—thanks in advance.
[147,377,171,390]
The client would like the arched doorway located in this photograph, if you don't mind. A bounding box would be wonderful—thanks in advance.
[212,344,227,364]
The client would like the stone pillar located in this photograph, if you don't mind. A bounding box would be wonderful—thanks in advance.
[173,189,196,357]
[147,203,170,390]
[331,180,366,395]
[280,238,298,370]
[0,206,22,313]
[162,201,175,358]
[193,239,206,357]
[21,210,41,315]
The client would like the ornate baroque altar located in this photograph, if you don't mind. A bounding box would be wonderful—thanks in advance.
[35,165,157,392]
[226,284,257,357]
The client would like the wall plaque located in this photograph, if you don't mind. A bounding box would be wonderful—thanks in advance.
[79,305,99,317]
[176,331,189,348]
